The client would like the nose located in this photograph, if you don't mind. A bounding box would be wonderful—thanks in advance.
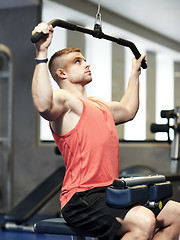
[85,62,90,68]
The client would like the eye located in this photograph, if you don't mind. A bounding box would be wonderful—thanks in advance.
[75,59,80,63]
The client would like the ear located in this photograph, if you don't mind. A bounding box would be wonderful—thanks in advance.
[56,68,67,80]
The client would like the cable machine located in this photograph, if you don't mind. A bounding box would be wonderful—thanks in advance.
[151,108,180,174]
[31,4,147,69]
[0,44,13,211]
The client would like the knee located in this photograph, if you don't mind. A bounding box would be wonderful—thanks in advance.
[165,200,180,211]
[135,213,156,239]
[124,207,156,240]
[164,200,180,221]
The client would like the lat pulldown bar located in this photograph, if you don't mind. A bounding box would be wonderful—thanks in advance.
[31,19,147,69]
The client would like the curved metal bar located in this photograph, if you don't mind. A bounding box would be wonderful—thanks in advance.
[31,19,147,69]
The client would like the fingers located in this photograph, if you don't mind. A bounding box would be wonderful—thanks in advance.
[131,54,146,75]
[32,22,54,37]
[133,54,146,65]
[134,54,146,66]
[133,54,146,63]
[140,54,146,66]
[32,23,54,52]
[139,54,146,61]
[138,54,146,71]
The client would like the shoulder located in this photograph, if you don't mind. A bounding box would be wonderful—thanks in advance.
[88,96,106,104]
[53,89,83,115]
[53,89,80,105]
[53,89,71,100]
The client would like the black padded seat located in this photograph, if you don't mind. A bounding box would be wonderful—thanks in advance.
[34,217,97,239]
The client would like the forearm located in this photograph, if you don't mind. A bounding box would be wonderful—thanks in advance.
[31,22,55,114]
[120,72,140,119]
[32,50,53,113]
[119,55,145,119]
[107,55,145,124]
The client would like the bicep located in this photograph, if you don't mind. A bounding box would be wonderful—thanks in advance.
[39,89,68,121]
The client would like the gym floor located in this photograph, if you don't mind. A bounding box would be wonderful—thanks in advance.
[0,214,73,240]
[1,214,180,240]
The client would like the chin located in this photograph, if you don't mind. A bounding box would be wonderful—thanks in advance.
[85,79,92,85]
[81,77,92,85]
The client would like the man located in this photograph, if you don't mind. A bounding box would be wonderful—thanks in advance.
[32,23,180,240]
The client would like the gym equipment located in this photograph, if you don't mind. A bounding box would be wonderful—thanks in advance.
[106,175,172,209]
[151,108,180,173]
[113,174,166,187]
[106,185,149,208]
[34,218,96,239]
[0,44,13,212]
[2,166,65,231]
[34,174,172,239]
[2,170,173,239]
[119,165,156,177]
[31,18,147,69]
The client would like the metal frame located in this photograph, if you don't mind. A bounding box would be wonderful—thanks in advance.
[0,44,13,211]
[170,108,180,173]
[151,108,180,174]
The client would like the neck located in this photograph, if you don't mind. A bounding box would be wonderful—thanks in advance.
[60,81,88,100]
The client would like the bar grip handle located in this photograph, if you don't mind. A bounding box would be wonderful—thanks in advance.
[150,123,169,133]
[31,32,47,43]
[161,110,175,119]
[31,19,147,69]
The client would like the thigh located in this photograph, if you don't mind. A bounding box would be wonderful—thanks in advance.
[81,187,131,219]
[156,200,180,228]
[61,188,158,239]
[80,187,160,219]
[115,206,156,239]
[62,191,121,240]
[123,205,156,226]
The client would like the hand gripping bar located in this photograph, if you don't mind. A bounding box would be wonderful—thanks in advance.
[31,19,147,69]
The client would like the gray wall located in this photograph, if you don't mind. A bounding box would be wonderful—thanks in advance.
[0,0,64,213]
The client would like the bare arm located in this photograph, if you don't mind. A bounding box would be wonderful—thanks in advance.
[31,23,67,121]
[107,55,146,125]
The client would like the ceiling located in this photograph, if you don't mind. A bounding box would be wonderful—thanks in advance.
[87,0,180,43]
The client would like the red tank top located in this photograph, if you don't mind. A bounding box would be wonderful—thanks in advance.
[51,98,119,209]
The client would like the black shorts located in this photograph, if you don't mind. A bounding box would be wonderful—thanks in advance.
[61,187,161,240]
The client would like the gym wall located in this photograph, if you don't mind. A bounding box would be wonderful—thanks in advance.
[0,0,64,213]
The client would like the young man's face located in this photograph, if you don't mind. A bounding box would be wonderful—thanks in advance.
[62,52,92,86]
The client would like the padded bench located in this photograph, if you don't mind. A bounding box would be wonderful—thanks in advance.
[34,217,97,240]
[34,175,173,239]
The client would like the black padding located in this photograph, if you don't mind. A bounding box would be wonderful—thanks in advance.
[106,185,148,208]
[34,218,95,237]
[148,181,173,202]
[4,166,65,224]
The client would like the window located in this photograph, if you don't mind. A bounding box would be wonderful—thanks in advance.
[39,0,180,142]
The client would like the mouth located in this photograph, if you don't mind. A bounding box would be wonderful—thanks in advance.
[85,70,91,75]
